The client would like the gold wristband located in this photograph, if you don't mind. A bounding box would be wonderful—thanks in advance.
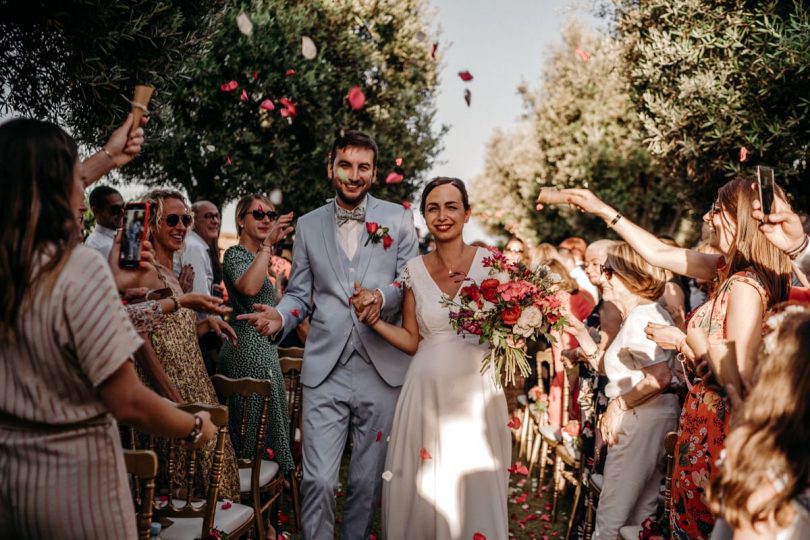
[101,147,116,164]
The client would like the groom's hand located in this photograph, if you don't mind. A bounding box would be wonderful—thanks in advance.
[352,282,382,325]
[237,304,283,336]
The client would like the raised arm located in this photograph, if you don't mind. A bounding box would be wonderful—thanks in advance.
[538,188,721,281]
[80,113,147,187]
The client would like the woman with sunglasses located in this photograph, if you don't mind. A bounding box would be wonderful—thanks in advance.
[125,188,242,500]
[561,242,680,539]
[219,194,296,481]
[537,178,792,539]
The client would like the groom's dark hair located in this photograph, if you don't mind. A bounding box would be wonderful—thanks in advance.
[328,129,378,169]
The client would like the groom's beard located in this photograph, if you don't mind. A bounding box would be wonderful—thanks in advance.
[333,175,370,208]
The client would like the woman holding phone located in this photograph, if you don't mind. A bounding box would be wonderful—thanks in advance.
[537,177,791,539]
[0,118,216,539]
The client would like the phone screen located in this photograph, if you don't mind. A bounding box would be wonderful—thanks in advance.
[120,203,149,268]
[756,165,775,215]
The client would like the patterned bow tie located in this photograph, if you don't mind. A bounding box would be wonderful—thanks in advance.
[335,205,366,226]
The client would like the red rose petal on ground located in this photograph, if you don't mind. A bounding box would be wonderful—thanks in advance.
[285,69,296,77]
[278,512,289,525]
[508,462,529,476]
[347,86,366,111]
[544,502,552,511]
[376,431,382,442]
[473,533,486,540]
[385,172,404,184]
[507,416,522,430]
[395,157,403,167]
[515,493,528,504]
[291,309,300,318]
[260,99,275,111]
[540,513,551,522]
[220,80,239,92]
[739,146,748,162]
[401,201,412,209]
[575,47,591,61]
[458,70,473,81]
[221,501,232,510]
[419,447,431,460]
[266,448,275,459]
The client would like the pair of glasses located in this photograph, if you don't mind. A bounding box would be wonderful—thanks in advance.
[600,263,614,279]
[203,212,221,221]
[248,210,278,221]
[165,213,192,227]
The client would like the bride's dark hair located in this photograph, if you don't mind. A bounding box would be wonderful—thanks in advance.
[419,177,470,215]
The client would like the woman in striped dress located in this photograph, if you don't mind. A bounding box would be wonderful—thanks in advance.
[0,117,216,539]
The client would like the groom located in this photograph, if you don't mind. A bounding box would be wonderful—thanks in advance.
[239,130,417,539]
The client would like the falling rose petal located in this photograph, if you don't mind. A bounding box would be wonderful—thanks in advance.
[473,533,486,540]
[302,36,318,60]
[220,80,239,92]
[291,309,300,318]
[464,89,472,107]
[266,447,275,459]
[401,201,412,210]
[739,146,748,162]
[419,447,432,460]
[507,416,522,430]
[236,12,253,36]
[226,156,233,166]
[385,172,404,184]
[347,86,366,111]
[269,188,283,206]
[392,280,402,288]
[382,470,393,481]
[395,157,403,167]
[575,47,591,61]
[376,431,383,442]
[221,500,233,510]
[252,70,259,81]
[279,98,297,118]
[458,70,474,82]
[285,69,296,77]
[431,42,439,58]
[260,99,275,111]
[240,89,248,102]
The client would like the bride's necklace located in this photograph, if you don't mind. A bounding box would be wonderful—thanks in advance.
[435,247,467,281]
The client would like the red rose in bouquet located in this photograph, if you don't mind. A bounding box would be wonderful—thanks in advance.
[460,284,481,304]
[479,278,500,303]
[500,304,522,325]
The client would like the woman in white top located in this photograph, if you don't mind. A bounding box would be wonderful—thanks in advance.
[563,241,679,539]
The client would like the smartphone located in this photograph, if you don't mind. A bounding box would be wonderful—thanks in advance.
[119,202,149,268]
[756,165,775,216]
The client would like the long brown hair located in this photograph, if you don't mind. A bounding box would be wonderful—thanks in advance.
[706,307,810,529]
[0,119,80,342]
[715,176,792,307]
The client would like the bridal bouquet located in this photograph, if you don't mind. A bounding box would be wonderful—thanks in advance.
[440,247,568,386]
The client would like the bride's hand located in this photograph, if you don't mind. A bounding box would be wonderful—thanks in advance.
[352,282,382,325]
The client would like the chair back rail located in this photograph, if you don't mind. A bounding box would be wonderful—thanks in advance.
[124,449,158,540]
[278,346,304,359]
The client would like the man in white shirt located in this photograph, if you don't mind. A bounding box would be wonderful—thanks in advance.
[84,186,124,259]
[175,200,221,297]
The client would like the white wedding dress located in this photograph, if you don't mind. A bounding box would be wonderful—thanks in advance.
[382,248,510,540]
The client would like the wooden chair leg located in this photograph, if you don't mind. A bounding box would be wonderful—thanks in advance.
[537,438,550,485]
[584,486,597,540]
[527,430,542,477]
[551,454,563,521]
[519,406,532,457]
[565,474,583,540]
[292,470,302,531]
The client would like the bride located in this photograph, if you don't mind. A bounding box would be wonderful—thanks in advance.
[355,177,510,539]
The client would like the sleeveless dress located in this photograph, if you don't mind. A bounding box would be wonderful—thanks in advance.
[382,248,511,540]
[670,270,768,539]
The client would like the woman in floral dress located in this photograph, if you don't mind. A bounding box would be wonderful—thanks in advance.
[541,178,791,538]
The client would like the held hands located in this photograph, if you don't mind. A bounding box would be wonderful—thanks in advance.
[198,316,238,345]
[352,282,382,326]
[265,212,295,246]
[750,185,807,254]
[178,293,232,316]
[237,304,283,336]
[103,113,147,169]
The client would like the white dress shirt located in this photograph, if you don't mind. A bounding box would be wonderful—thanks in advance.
[84,224,117,260]
[174,230,214,296]
[336,197,367,260]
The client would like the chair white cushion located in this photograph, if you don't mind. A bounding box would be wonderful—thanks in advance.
[160,500,253,540]
[619,525,642,540]
[539,424,561,442]
[239,460,280,492]
[590,473,604,490]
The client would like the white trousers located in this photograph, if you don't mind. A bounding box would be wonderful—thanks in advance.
[593,393,679,540]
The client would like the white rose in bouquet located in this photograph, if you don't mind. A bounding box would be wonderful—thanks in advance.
[513,305,543,338]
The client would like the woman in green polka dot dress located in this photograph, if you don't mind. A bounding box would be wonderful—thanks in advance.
[219,194,295,475]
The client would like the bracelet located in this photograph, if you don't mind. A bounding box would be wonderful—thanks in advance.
[582,348,599,362]
[101,147,116,164]
[169,295,180,313]
[183,414,203,444]
[786,235,809,260]
[677,335,687,354]
[607,212,622,228]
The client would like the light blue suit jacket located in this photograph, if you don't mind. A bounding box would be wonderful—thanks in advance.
[275,195,418,387]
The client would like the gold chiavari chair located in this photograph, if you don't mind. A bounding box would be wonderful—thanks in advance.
[278,346,304,359]
[124,449,158,540]
[280,356,304,530]
[550,363,581,522]
[211,375,285,540]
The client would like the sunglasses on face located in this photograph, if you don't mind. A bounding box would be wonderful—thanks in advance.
[164,213,192,227]
[247,210,278,221]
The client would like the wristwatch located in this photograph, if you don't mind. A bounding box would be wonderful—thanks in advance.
[183,414,203,444]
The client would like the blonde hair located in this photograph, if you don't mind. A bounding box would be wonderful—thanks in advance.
[715,176,791,307]
[141,189,190,244]
[544,259,578,293]
[706,307,810,529]
[234,194,274,237]
[606,242,667,300]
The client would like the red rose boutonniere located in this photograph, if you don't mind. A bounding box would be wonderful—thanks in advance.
[364,222,393,250]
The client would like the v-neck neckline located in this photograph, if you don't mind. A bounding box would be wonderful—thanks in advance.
[418,247,483,301]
